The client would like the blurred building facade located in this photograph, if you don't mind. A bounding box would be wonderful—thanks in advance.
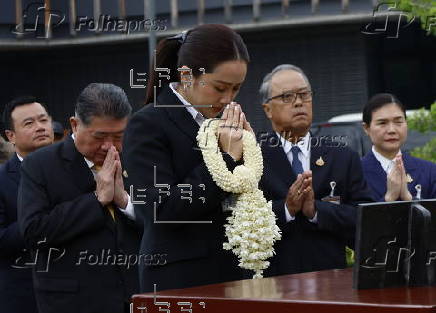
[0,0,434,132]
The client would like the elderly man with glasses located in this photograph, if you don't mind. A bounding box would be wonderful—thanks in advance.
[258,64,373,277]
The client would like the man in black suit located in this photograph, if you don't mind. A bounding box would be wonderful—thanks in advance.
[0,96,54,313]
[18,84,140,313]
[258,65,373,276]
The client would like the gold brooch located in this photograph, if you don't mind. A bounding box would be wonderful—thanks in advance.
[315,156,325,166]
[406,173,413,183]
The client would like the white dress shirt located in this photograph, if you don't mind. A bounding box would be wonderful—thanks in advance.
[277,132,311,172]
[16,153,24,162]
[169,82,237,212]
[170,82,205,126]
[372,146,401,174]
[71,134,136,220]
[276,132,318,223]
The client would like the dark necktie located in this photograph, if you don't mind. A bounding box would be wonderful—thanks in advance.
[290,146,304,174]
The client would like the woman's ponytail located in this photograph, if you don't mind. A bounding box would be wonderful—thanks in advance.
[145,38,182,105]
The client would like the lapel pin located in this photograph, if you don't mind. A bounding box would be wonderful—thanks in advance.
[315,156,325,166]
[321,181,341,204]
[406,173,413,183]
[329,181,336,197]
[415,184,422,200]
[123,170,128,178]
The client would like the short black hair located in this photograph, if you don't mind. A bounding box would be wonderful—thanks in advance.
[75,83,132,125]
[1,96,47,140]
[363,93,406,125]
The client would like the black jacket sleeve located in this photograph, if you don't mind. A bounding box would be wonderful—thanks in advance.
[314,150,373,247]
[123,109,238,224]
[18,155,106,248]
[0,197,24,256]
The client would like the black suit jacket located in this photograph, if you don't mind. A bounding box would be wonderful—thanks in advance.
[17,137,140,313]
[0,154,38,313]
[122,86,244,292]
[260,133,373,276]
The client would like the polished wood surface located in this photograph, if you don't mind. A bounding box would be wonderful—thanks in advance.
[132,268,436,313]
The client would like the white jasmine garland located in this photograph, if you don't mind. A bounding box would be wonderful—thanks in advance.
[197,119,281,278]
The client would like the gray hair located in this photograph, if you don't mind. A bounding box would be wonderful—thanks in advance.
[75,83,132,125]
[259,64,311,105]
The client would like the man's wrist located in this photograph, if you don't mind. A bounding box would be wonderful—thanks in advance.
[286,203,297,217]
[305,206,316,219]
[94,191,103,205]
[308,211,318,223]
[94,191,111,206]
[117,191,129,209]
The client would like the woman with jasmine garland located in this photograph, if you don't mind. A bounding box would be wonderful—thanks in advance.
[123,24,280,292]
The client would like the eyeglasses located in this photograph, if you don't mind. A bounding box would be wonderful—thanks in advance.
[267,90,313,104]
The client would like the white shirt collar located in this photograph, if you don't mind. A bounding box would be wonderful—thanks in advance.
[83,156,94,169]
[71,133,94,169]
[372,146,401,174]
[276,131,311,158]
[16,153,24,162]
[169,82,205,126]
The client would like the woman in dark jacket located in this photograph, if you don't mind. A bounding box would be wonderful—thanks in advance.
[123,24,253,292]
[361,93,436,202]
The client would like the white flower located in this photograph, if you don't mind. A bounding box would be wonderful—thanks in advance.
[197,119,282,278]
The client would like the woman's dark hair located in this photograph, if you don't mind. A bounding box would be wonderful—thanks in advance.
[145,24,250,104]
[363,93,406,125]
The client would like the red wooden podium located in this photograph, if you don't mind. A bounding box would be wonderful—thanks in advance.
[132,268,436,313]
